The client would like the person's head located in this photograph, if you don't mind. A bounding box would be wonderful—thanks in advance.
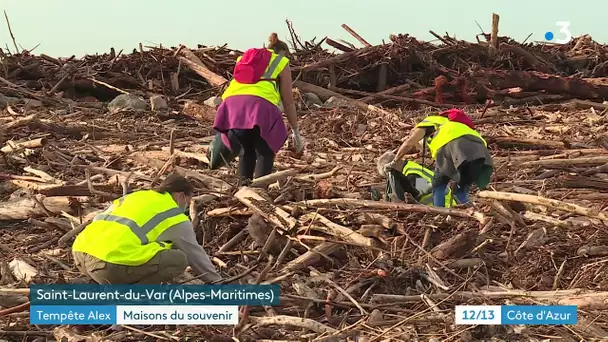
[156,174,194,212]
[268,33,290,56]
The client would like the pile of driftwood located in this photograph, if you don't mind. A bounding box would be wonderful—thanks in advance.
[2,16,608,111]
[0,15,608,342]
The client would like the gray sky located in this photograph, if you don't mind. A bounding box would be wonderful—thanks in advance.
[1,0,602,57]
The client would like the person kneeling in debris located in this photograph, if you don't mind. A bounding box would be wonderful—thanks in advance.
[374,151,458,207]
[71,174,222,284]
[210,32,303,184]
[385,109,493,207]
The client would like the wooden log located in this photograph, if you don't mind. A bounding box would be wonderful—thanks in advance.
[325,38,355,53]
[234,187,297,232]
[293,45,378,72]
[206,207,252,217]
[500,43,552,73]
[300,212,375,247]
[478,191,608,221]
[282,242,341,273]
[430,230,478,260]
[577,246,608,257]
[179,47,228,87]
[473,70,608,100]
[1,138,46,153]
[330,86,456,108]
[341,24,371,47]
[371,289,608,309]
[521,156,608,167]
[251,169,298,188]
[448,258,483,269]
[2,114,38,130]
[486,136,565,149]
[293,198,487,224]
[359,83,411,103]
[38,184,120,197]
[0,196,79,220]
[9,259,37,283]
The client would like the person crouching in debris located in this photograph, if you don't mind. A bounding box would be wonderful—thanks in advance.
[374,151,458,207]
[71,174,222,284]
[384,109,494,207]
[210,32,303,184]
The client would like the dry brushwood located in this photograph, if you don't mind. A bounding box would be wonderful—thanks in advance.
[1,16,608,342]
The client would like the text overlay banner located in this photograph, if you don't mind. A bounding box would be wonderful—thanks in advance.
[30,284,279,306]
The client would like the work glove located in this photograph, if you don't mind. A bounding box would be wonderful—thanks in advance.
[291,128,304,153]
[383,160,396,174]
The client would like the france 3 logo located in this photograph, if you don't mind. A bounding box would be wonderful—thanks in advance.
[544,22,572,44]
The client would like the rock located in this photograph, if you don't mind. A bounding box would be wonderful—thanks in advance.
[24,98,43,109]
[107,94,148,114]
[203,96,222,108]
[150,95,168,111]
[0,93,8,109]
[302,92,323,107]
[323,96,349,108]
[367,309,384,324]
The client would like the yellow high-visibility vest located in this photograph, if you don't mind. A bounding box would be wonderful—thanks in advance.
[72,190,189,266]
[402,160,457,207]
[221,49,289,106]
[415,115,487,159]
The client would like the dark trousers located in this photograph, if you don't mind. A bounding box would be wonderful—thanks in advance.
[227,127,275,180]
[385,169,420,201]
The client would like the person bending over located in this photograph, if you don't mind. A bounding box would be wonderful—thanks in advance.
[212,33,303,184]
[375,151,458,207]
[72,174,222,284]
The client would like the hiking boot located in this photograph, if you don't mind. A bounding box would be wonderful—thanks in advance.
[237,177,252,187]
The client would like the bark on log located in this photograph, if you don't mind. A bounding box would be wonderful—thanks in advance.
[0,196,78,220]
[474,70,608,100]
[235,187,297,232]
[293,198,487,224]
[478,191,608,221]
[429,230,478,260]
[178,47,228,87]
[282,242,341,273]
[1,138,46,153]
[521,156,608,167]
[371,289,608,309]
[300,212,375,247]
[486,136,566,149]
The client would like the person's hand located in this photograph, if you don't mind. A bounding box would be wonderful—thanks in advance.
[383,160,396,173]
[291,128,303,153]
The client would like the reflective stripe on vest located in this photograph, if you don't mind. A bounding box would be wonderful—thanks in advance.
[415,115,487,159]
[72,190,189,266]
[401,160,457,207]
[402,161,434,182]
[221,49,289,106]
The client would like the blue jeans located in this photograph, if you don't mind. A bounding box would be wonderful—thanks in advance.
[431,159,485,207]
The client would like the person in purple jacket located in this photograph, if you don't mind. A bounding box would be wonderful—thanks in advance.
[212,33,303,184]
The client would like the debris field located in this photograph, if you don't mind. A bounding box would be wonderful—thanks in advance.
[1,18,608,342]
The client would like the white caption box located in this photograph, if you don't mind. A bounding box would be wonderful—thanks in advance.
[455,305,502,325]
[116,305,239,325]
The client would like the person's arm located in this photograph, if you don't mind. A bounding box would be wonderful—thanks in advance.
[278,65,298,130]
[394,127,427,161]
[157,221,222,283]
